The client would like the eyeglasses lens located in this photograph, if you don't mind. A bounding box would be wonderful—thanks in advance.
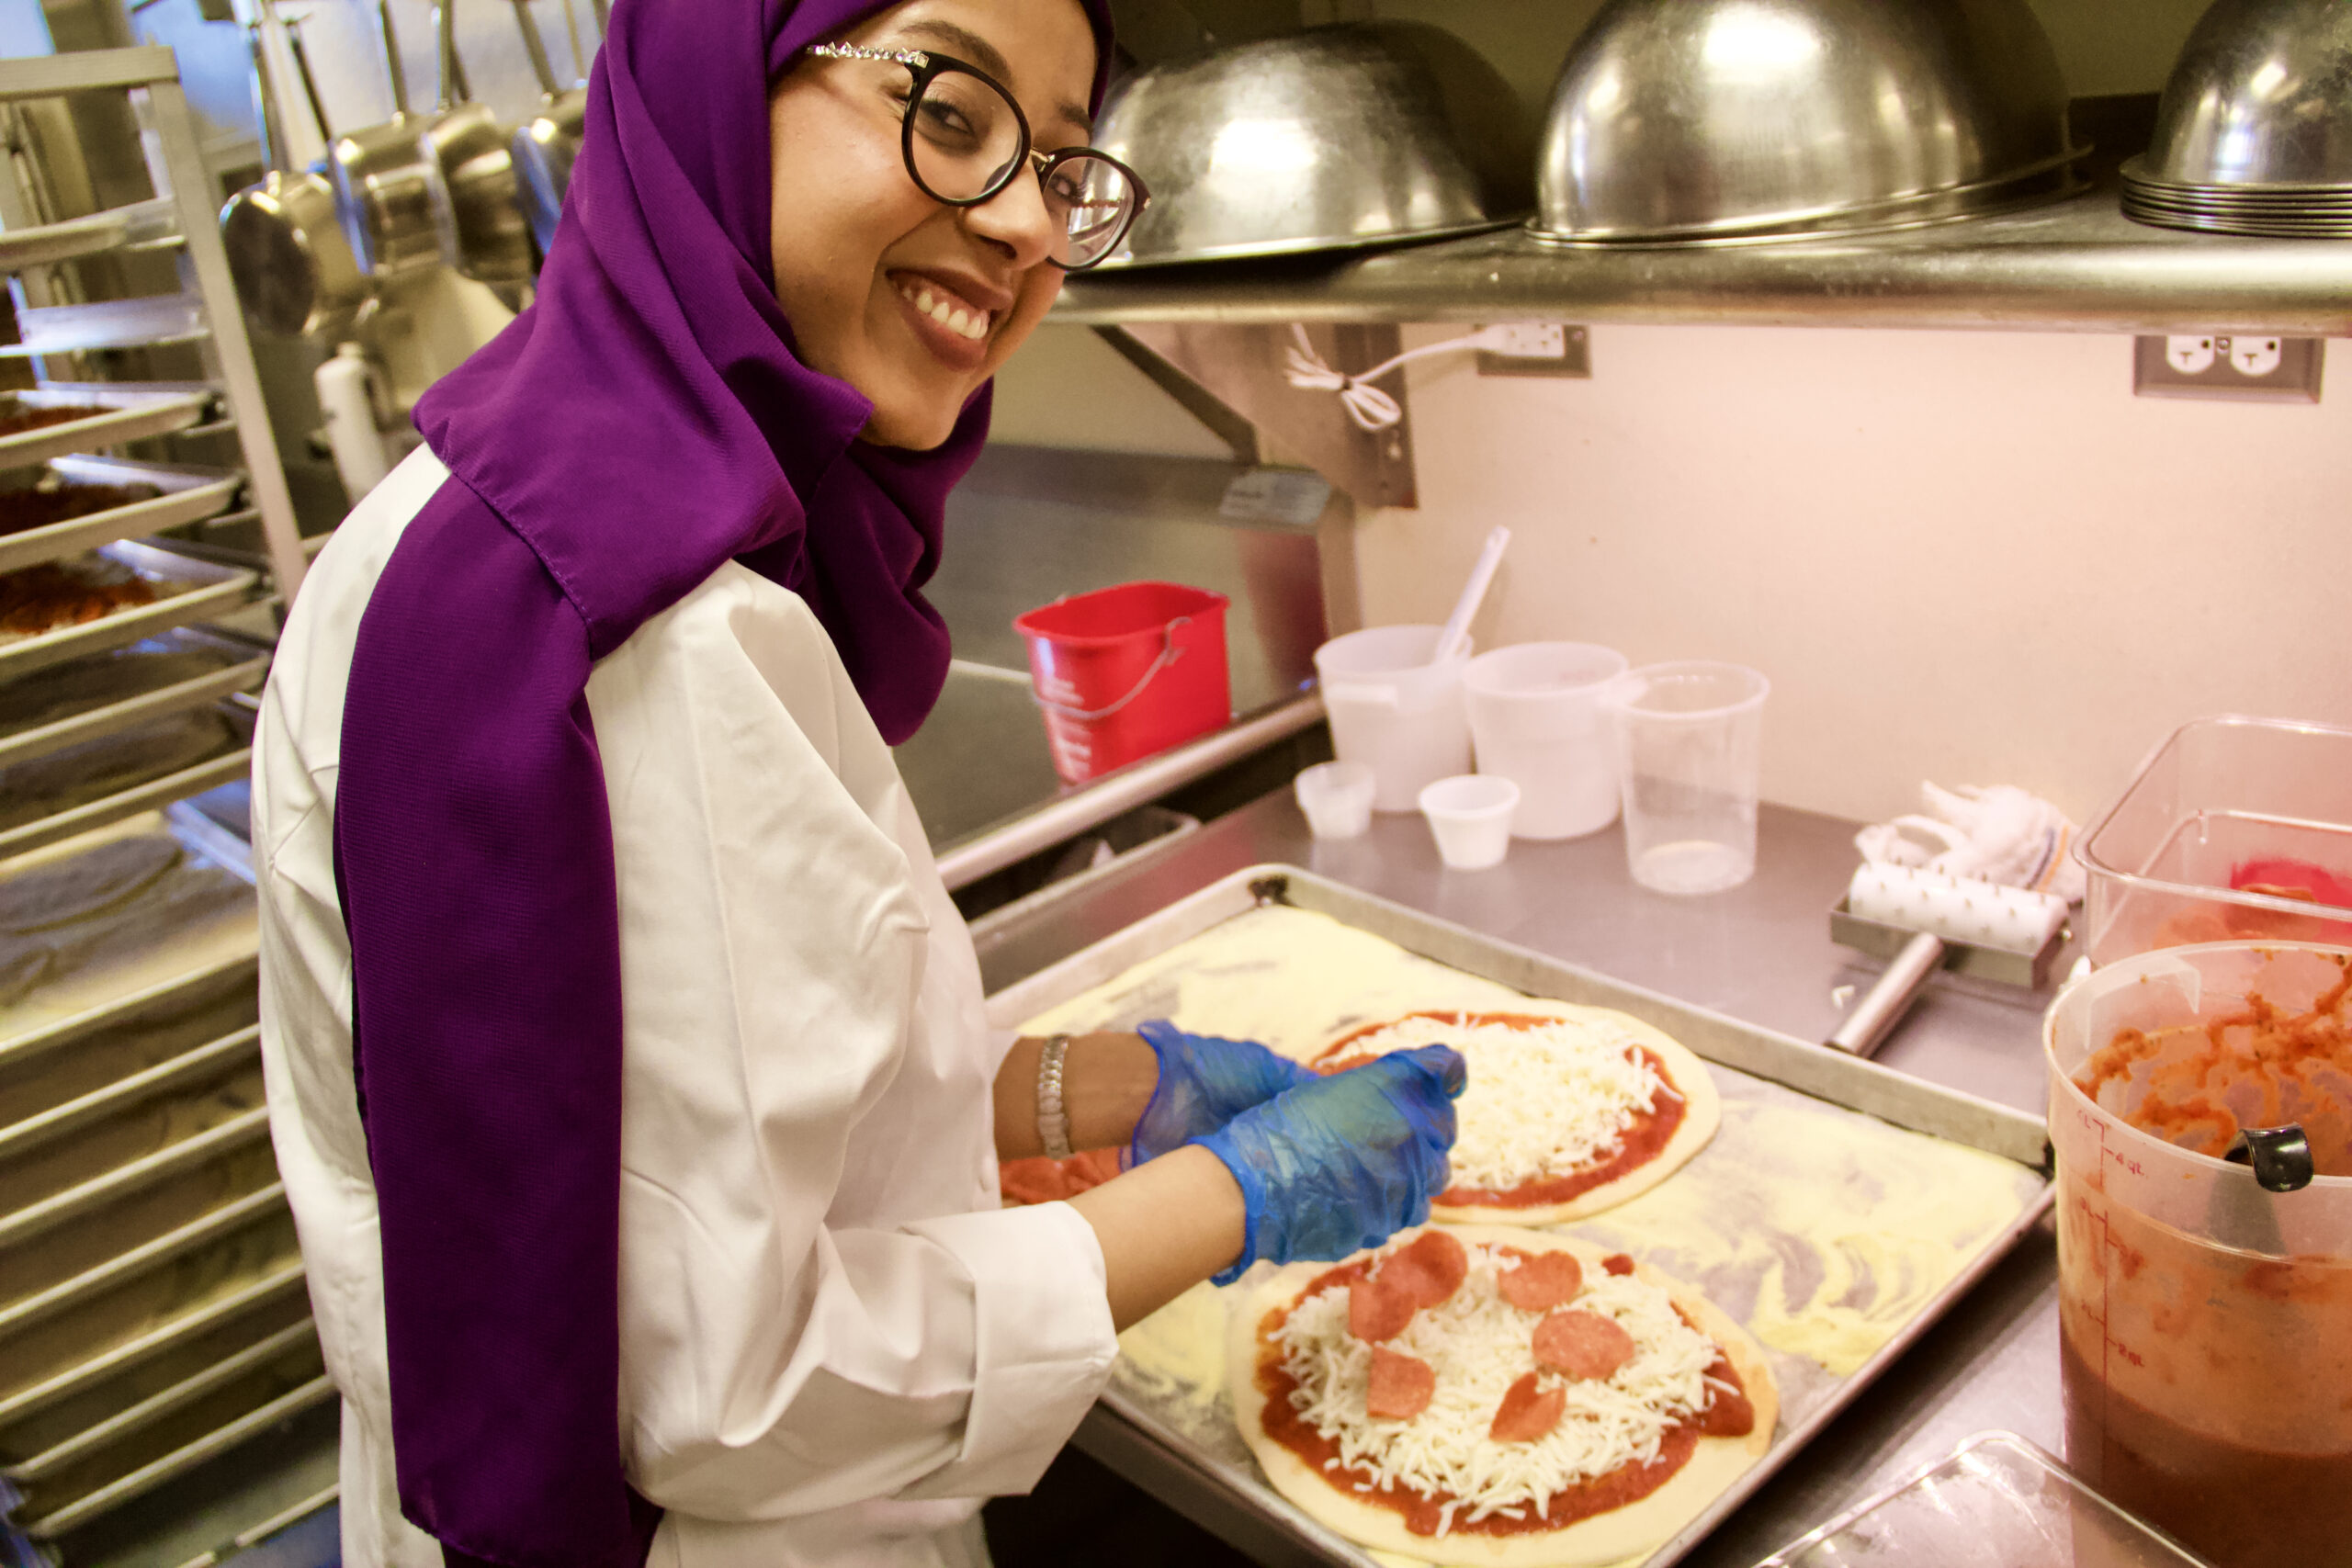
[908,67,1135,268]
[906,70,1024,203]
[1044,154,1136,268]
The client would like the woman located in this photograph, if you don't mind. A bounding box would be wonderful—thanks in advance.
[252,1,1464,1564]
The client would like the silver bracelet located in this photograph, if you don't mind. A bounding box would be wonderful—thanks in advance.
[1035,1033,1075,1161]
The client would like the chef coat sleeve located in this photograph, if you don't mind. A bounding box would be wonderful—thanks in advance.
[590,570,1120,1522]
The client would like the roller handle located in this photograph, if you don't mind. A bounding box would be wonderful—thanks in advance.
[1826,929,1947,1057]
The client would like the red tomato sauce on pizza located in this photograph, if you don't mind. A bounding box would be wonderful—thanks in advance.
[1255,1250,1752,1540]
[1317,1012,1689,1210]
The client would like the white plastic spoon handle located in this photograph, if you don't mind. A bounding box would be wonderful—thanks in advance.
[1433,525,1510,665]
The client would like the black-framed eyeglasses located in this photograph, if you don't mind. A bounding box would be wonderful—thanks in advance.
[807,42,1147,271]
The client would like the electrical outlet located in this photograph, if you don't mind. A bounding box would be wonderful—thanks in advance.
[2134,334,2324,402]
[1477,324,1590,378]
[2165,334,2217,375]
[2232,336,2284,377]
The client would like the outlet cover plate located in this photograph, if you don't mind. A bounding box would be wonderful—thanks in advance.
[2134,334,2324,401]
[1477,325,1591,378]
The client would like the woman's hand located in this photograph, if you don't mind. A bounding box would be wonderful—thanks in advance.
[1126,1020,1315,1168]
[1193,1045,1465,1284]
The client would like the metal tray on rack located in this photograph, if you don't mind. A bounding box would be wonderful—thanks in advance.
[4,296,206,359]
[0,199,175,273]
[0,626,265,772]
[0,457,242,576]
[985,866,2055,1568]
[0,1021,261,1218]
[0,1184,296,1412]
[0,1273,308,1468]
[0,388,213,473]
[0,697,253,863]
[20,1369,334,1540]
[0,950,256,1133]
[6,1315,317,1485]
[0,1258,303,1438]
[0,540,256,680]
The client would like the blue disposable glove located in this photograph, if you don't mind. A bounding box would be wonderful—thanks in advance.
[1129,1019,1317,1168]
[1191,1044,1466,1285]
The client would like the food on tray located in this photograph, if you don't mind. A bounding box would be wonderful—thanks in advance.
[1314,1009,1721,1225]
[999,1145,1123,1203]
[0,401,115,439]
[0,637,243,739]
[0,476,161,537]
[0,558,159,637]
[0,827,254,1008]
[1231,1224,1775,1564]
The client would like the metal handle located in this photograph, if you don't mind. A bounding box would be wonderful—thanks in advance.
[283,16,333,140]
[1826,929,1947,1057]
[243,23,286,175]
[376,0,410,119]
[510,0,560,97]
[435,0,458,110]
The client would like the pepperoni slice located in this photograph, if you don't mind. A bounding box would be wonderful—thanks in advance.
[1349,1277,1416,1343]
[1532,1310,1638,1380]
[1365,1347,1436,1420]
[1601,1252,1637,1277]
[1497,1251,1584,1312]
[1488,1371,1566,1442]
[1381,1230,1470,1308]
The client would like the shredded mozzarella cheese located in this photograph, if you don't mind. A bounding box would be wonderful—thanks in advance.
[1340,1013,1671,1191]
[1272,1245,1721,1521]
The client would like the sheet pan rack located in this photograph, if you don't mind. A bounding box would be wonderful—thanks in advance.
[0,45,317,1560]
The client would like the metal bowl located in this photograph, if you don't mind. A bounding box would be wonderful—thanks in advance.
[1533,0,2083,245]
[1092,22,1534,269]
[2140,0,2352,189]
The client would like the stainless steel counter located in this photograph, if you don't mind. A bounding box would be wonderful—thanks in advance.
[978,791,2071,1567]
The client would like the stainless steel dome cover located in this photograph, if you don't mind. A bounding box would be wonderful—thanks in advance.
[1533,0,2083,244]
[1092,22,1535,268]
[2139,0,2352,189]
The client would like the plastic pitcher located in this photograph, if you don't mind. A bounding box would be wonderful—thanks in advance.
[1464,642,1626,840]
[1312,625,1473,812]
[2045,942,2352,1568]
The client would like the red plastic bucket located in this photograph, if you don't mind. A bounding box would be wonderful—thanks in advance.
[1013,581,1231,784]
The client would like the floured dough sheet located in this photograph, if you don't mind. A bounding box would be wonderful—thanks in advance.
[1024,905,2046,1567]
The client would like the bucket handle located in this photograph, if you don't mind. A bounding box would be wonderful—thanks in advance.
[1034,616,1192,723]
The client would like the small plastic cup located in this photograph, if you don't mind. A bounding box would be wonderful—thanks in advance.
[1418,774,1520,870]
[1295,761,1376,839]
[1313,625,1474,812]
[1605,661,1770,896]
[1464,642,1628,840]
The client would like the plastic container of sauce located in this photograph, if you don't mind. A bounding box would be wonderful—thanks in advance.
[2045,941,2352,1568]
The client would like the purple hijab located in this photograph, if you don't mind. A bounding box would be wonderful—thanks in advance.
[330,0,1113,1562]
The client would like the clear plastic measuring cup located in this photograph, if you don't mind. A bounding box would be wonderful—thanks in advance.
[1605,661,1769,894]
[1312,625,1473,812]
[2045,942,2352,1568]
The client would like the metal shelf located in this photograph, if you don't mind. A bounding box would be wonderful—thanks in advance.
[0,197,177,276]
[1056,170,2352,336]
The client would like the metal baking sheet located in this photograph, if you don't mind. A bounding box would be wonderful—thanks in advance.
[0,457,242,576]
[0,388,213,474]
[985,864,2055,1568]
[22,1371,336,1539]
[0,626,266,771]
[0,698,253,863]
[0,208,131,272]
[0,1259,304,1436]
[0,1023,262,1219]
[0,1184,296,1412]
[0,539,257,681]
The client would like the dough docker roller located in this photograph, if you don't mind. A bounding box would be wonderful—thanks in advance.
[1826,863,2069,1056]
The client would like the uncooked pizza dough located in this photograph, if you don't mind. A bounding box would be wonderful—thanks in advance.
[1231,1224,1776,1568]
[1315,1005,1722,1226]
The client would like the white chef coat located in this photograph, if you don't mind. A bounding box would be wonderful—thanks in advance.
[253,447,1119,1568]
